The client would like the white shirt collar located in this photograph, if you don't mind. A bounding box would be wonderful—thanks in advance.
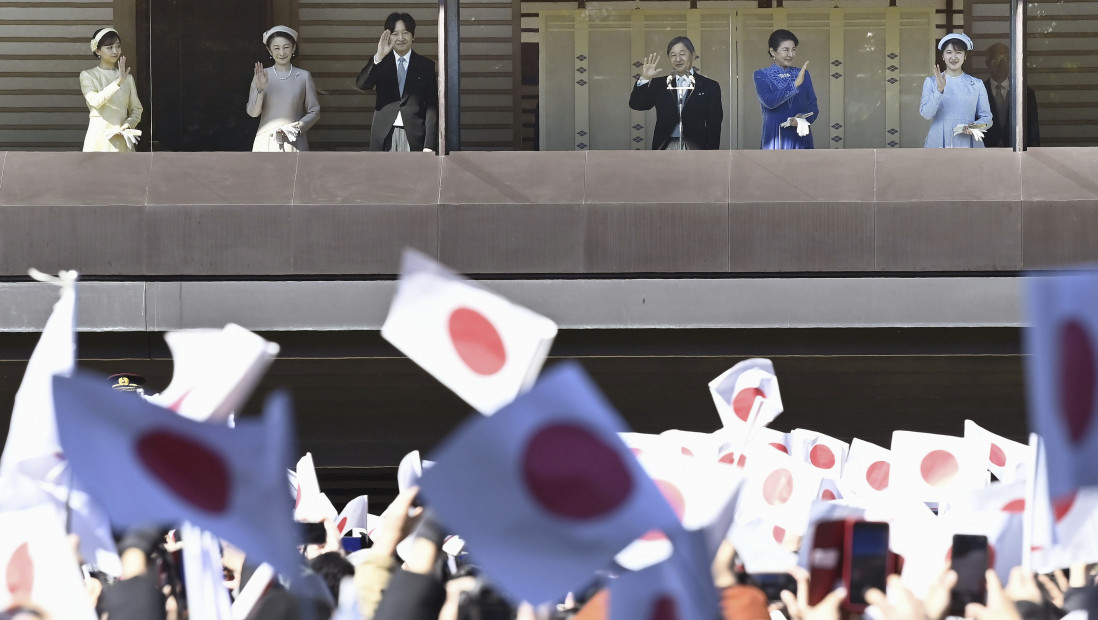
[393,50,411,64]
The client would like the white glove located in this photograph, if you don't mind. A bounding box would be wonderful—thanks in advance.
[113,127,141,149]
[953,124,985,142]
[795,117,811,137]
[277,123,301,142]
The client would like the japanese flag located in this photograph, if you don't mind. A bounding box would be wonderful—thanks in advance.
[608,548,720,620]
[293,452,337,523]
[0,270,120,576]
[1026,433,1098,571]
[735,443,822,535]
[615,452,745,571]
[52,372,303,581]
[708,359,783,440]
[336,495,369,536]
[418,362,680,604]
[0,506,97,619]
[728,517,798,573]
[382,249,558,415]
[148,324,279,423]
[1024,271,1098,499]
[791,429,849,479]
[841,438,892,498]
[964,420,1029,483]
[889,431,986,503]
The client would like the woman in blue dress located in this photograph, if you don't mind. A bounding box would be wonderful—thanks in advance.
[754,29,818,150]
[919,33,993,148]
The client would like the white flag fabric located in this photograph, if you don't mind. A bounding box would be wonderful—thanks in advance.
[293,452,337,523]
[708,359,783,440]
[841,438,892,498]
[889,431,986,503]
[1024,271,1098,499]
[336,495,369,536]
[659,429,723,460]
[52,372,303,581]
[397,449,436,492]
[615,452,745,571]
[148,324,279,423]
[0,271,120,576]
[382,249,558,415]
[181,522,233,620]
[1027,433,1098,571]
[963,420,1029,483]
[791,429,849,479]
[0,505,97,619]
[418,362,680,604]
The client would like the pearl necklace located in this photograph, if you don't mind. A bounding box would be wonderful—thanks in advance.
[273,65,293,80]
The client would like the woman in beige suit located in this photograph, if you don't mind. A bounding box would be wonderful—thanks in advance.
[247,26,321,152]
[79,27,143,152]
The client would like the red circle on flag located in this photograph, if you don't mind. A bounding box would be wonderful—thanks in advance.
[989,443,1007,468]
[866,461,890,491]
[1054,492,1077,522]
[137,429,231,513]
[810,445,836,469]
[337,517,348,534]
[522,423,633,520]
[447,307,507,376]
[773,525,786,543]
[737,454,747,468]
[681,447,694,457]
[763,468,795,506]
[920,450,959,487]
[770,443,790,455]
[1059,320,1096,445]
[649,595,678,620]
[6,542,33,600]
[821,489,837,501]
[719,452,737,465]
[1001,499,1025,513]
[732,387,765,422]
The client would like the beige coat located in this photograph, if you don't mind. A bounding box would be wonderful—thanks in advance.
[79,66,143,152]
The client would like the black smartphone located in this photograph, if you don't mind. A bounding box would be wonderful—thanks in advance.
[949,534,989,616]
[301,522,327,545]
[747,573,798,603]
[847,521,890,611]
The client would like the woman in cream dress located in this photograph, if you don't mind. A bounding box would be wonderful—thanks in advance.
[247,25,321,152]
[79,27,143,152]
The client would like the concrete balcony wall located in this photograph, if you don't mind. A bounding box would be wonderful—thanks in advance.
[0,148,1095,277]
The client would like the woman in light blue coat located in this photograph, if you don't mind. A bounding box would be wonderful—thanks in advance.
[920,33,992,148]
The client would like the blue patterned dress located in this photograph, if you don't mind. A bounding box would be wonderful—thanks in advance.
[919,73,993,148]
[753,64,819,150]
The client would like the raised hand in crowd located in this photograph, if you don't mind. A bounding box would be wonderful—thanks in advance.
[251,62,268,93]
[639,52,661,81]
[781,566,847,620]
[371,485,425,558]
[967,569,1024,620]
[1035,569,1069,609]
[865,573,942,620]
[374,28,394,64]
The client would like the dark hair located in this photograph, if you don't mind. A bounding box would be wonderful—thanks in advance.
[768,29,798,56]
[309,552,354,601]
[91,27,120,58]
[265,31,298,59]
[666,36,695,56]
[385,12,416,35]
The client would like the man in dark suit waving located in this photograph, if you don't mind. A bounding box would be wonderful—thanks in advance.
[629,36,723,150]
[356,12,439,152]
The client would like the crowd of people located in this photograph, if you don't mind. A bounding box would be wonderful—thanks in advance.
[77,15,1038,154]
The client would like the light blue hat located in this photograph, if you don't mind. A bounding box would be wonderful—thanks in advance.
[938,32,973,51]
